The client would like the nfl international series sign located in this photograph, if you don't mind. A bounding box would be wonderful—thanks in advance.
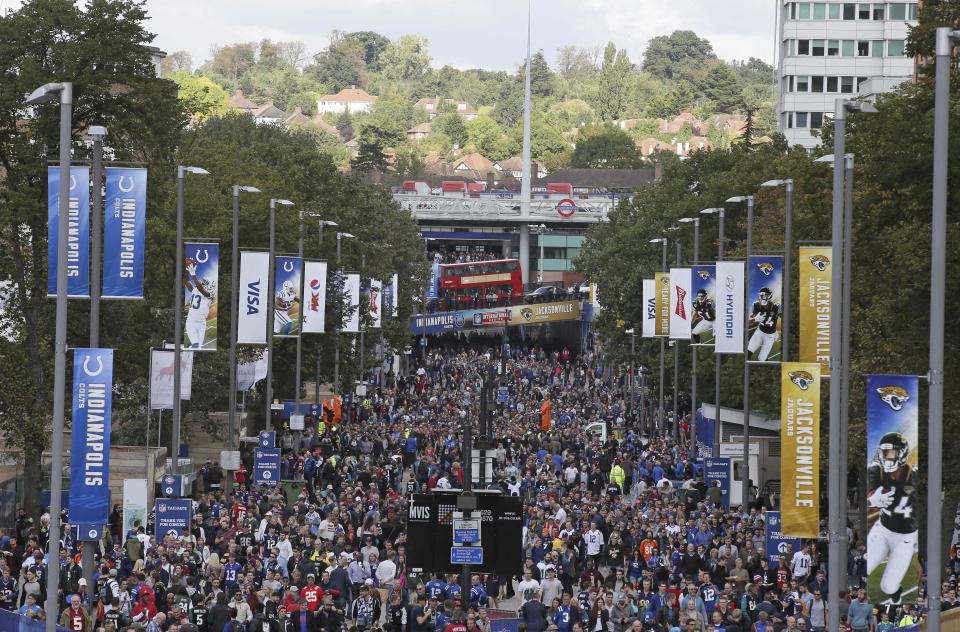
[747,255,783,363]
[703,457,731,509]
[865,374,920,605]
[302,260,328,334]
[641,279,656,338]
[69,348,113,536]
[798,246,832,376]
[714,261,744,354]
[102,167,147,299]
[765,511,801,569]
[780,362,820,537]
[369,278,383,328]
[273,256,303,337]
[654,272,670,336]
[149,348,193,410]
[47,166,90,298]
[690,265,716,346]
[154,499,192,538]
[669,267,692,340]
[254,447,282,486]
[343,273,361,333]
[182,242,219,350]
[237,251,269,344]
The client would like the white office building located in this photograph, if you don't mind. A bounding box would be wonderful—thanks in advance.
[777,1,918,147]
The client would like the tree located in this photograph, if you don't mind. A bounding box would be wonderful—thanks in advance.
[521,50,553,98]
[379,35,431,82]
[335,111,355,142]
[351,133,390,174]
[305,33,366,91]
[169,71,233,121]
[570,124,642,168]
[732,57,774,85]
[701,63,743,113]
[160,50,193,76]
[555,45,597,81]
[642,30,716,80]
[204,42,257,84]
[544,99,596,132]
[507,118,568,162]
[593,42,633,121]
[492,78,524,128]
[465,115,506,158]
[346,31,391,71]
[644,81,696,119]
[433,112,468,148]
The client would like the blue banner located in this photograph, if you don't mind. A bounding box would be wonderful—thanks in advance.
[695,408,715,458]
[690,265,716,346]
[281,400,321,420]
[704,457,731,509]
[102,167,147,299]
[426,262,439,301]
[183,242,219,351]
[160,474,183,498]
[69,348,113,534]
[47,166,90,298]
[746,255,784,363]
[764,511,800,568]
[258,431,275,448]
[254,447,281,485]
[273,256,303,337]
[154,498,192,537]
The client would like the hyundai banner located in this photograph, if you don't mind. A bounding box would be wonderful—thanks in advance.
[798,246,832,376]
[343,273,361,333]
[669,267,692,340]
[302,261,328,334]
[747,255,783,363]
[765,511,800,568]
[690,265,716,346]
[154,498,192,538]
[641,279,656,338]
[704,457,730,509]
[238,251,269,344]
[273,256,303,337]
[254,447,282,486]
[781,362,820,537]
[102,167,147,299]
[865,374,920,605]
[654,272,670,336]
[369,279,383,328]
[149,348,193,409]
[714,261,744,354]
[47,166,90,298]
[69,348,113,532]
[182,242,219,350]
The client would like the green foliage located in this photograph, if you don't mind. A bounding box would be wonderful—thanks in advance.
[570,124,642,168]
[544,99,597,131]
[305,33,366,91]
[379,35,431,82]
[645,81,696,118]
[524,50,554,98]
[905,0,960,62]
[642,30,716,80]
[507,118,568,163]
[347,31,391,71]
[701,63,744,113]
[465,115,506,159]
[169,71,233,121]
[432,112,468,148]
[593,42,634,121]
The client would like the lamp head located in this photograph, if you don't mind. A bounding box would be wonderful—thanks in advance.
[700,207,723,215]
[238,185,261,193]
[624,328,635,335]
[846,101,878,114]
[649,238,666,244]
[725,195,751,203]
[273,198,294,206]
[760,179,786,187]
[184,166,209,175]
[86,126,107,139]
[319,220,338,227]
[678,217,698,224]
[25,82,65,105]
[338,232,355,239]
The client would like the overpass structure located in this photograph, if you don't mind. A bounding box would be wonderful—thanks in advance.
[392,191,619,225]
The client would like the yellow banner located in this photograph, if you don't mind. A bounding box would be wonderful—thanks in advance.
[655,272,670,336]
[510,300,581,325]
[798,246,832,376]
[781,362,821,537]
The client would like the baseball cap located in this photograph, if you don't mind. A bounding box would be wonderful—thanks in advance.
[78,579,87,586]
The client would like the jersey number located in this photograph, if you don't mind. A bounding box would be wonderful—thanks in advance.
[883,495,913,519]
[191,294,202,309]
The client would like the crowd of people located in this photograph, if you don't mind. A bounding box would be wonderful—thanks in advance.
[1,338,957,632]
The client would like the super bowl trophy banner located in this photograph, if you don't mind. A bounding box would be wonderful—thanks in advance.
[669,267,692,340]
[102,167,147,299]
[237,251,269,344]
[343,273,361,333]
[798,246,832,376]
[47,166,90,298]
[654,272,670,337]
[746,255,784,363]
[182,242,219,351]
[780,362,820,537]
[69,348,113,535]
[302,260,328,334]
[714,261,744,354]
[273,256,303,337]
[641,279,656,338]
[690,265,716,346]
[865,374,920,605]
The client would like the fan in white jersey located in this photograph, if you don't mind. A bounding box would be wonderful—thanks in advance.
[184,259,214,348]
[274,280,300,335]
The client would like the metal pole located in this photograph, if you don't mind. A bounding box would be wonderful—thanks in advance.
[295,212,304,423]
[538,226,544,283]
[827,98,846,632]
[742,196,753,506]
[227,187,241,494]
[673,242,681,444]
[265,199,277,430]
[45,82,72,632]
[172,168,185,475]
[316,223,325,405]
[782,181,793,362]
[359,254,366,380]
[658,239,667,438]
[690,218,699,458]
[334,234,342,394]
[518,0,533,285]
[715,210,724,455]
[926,28,956,632]
[838,154,854,595]
[629,334,635,414]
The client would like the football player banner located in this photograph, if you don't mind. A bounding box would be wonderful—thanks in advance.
[714,261,744,354]
[47,166,90,298]
[182,242,219,351]
[302,261,328,334]
[273,256,303,337]
[669,267,692,340]
[765,511,801,569]
[641,279,656,338]
[343,273,361,333]
[149,348,193,410]
[798,246,832,376]
[654,272,670,336]
[865,374,920,604]
[780,362,820,537]
[369,278,382,328]
[690,265,716,346]
[102,167,147,299]
[746,255,783,363]
[69,348,113,531]
[237,251,269,344]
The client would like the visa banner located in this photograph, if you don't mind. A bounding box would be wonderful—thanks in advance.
[273,256,303,337]
[237,251,269,344]
[669,267,692,340]
[781,362,820,537]
[102,167,147,299]
[391,273,399,317]
[798,246,832,376]
[641,279,656,338]
[302,260,328,334]
[47,166,90,298]
[654,272,670,336]
[714,261,744,354]
[69,348,113,529]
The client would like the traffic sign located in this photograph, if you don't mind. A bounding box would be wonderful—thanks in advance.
[453,518,481,544]
[450,547,483,565]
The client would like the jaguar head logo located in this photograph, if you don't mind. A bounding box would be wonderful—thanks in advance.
[520,307,534,321]
[789,370,814,391]
[757,262,775,276]
[876,385,910,411]
[697,269,711,280]
[809,255,829,272]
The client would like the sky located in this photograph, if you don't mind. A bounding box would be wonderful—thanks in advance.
[131,0,777,72]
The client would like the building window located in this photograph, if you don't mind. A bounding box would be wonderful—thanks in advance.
[811,76,825,92]
[842,40,855,56]
[788,39,796,56]
[796,112,809,128]
[908,3,918,19]
[799,2,811,18]
[888,39,906,56]
[828,40,840,56]
[843,2,857,19]
[872,40,884,57]
[789,2,797,19]
[857,40,870,56]
[813,39,825,56]
[787,112,794,129]
[813,2,827,18]
[887,2,906,19]
[857,76,869,91]
[841,76,855,93]
[858,3,871,18]
[829,2,842,18]
[811,112,824,129]
[872,3,885,19]
[799,39,810,55]
[827,76,839,92]
[796,75,809,92]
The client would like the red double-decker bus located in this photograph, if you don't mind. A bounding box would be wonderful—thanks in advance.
[436,258,523,311]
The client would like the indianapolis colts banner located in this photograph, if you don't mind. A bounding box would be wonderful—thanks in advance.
[102,167,147,299]
[69,348,113,531]
[747,255,783,363]
[780,362,820,537]
[47,166,90,298]
[237,251,269,344]
[369,279,383,328]
[343,272,361,333]
[714,261,744,354]
[798,246,832,376]
[654,272,670,336]
[669,267,692,340]
[865,374,920,605]
[690,265,716,346]
[273,256,303,337]
[302,260,328,334]
[641,279,656,338]
[182,242,218,351]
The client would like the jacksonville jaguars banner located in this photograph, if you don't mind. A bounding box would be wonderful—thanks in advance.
[641,279,656,338]
[273,256,303,338]
[747,255,783,363]
[714,261,744,354]
[343,273,361,333]
[780,362,820,537]
[690,265,716,346]
[237,251,269,344]
[182,242,219,351]
[69,348,113,532]
[302,260,328,334]
[102,167,147,299]
[369,278,382,328]
[798,246,832,376]
[865,374,920,605]
[669,267,692,340]
[47,166,90,298]
[654,272,670,336]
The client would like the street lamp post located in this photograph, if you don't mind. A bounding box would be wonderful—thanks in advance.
[673,241,682,443]
[227,185,260,493]
[679,216,700,458]
[315,220,337,404]
[625,329,636,415]
[650,237,668,437]
[334,232,355,393]
[295,210,305,429]
[265,198,294,431]
[537,223,547,283]
[700,207,724,455]
[26,81,72,632]
[726,194,753,505]
[760,179,794,361]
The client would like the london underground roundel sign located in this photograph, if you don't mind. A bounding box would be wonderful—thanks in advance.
[555,198,577,218]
